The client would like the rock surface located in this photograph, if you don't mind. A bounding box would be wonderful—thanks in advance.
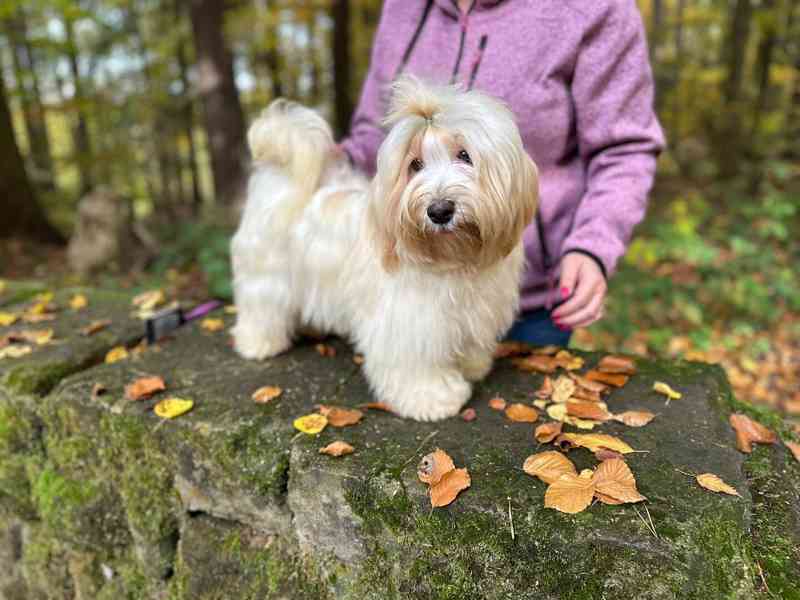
[0,283,798,599]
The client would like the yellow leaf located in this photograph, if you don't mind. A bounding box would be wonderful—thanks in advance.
[653,381,681,399]
[558,433,635,454]
[0,312,18,326]
[533,399,549,410]
[522,451,577,484]
[551,375,576,403]
[223,305,238,314]
[105,346,129,364]
[293,414,328,434]
[696,473,741,497]
[154,397,194,419]
[132,289,165,311]
[29,329,54,345]
[0,280,5,293]
[70,294,88,310]
[546,404,598,430]
[201,318,225,332]
[252,386,282,403]
[0,345,32,359]
[319,441,355,457]
[544,473,595,514]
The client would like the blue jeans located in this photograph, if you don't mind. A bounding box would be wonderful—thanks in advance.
[505,308,571,347]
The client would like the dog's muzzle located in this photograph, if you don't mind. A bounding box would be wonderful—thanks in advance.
[427,199,455,225]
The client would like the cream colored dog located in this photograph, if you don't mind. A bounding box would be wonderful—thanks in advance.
[231,77,538,421]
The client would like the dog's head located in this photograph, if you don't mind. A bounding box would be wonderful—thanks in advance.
[370,76,538,272]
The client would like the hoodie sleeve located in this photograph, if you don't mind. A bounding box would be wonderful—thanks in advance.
[560,0,665,277]
[338,2,400,176]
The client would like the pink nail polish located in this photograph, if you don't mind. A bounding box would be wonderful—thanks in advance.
[561,287,570,299]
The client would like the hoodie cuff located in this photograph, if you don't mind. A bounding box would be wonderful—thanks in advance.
[562,248,608,280]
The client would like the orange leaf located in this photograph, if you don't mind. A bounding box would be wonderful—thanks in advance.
[317,405,363,427]
[729,413,777,453]
[494,341,533,358]
[597,355,637,375]
[553,350,584,371]
[534,422,563,444]
[319,441,355,457]
[557,433,635,454]
[418,449,456,485]
[430,468,471,507]
[569,373,610,394]
[613,410,656,427]
[531,345,561,356]
[534,376,554,400]
[488,396,507,411]
[571,387,603,403]
[784,441,800,463]
[505,403,539,423]
[522,451,577,484]
[696,473,741,497]
[544,473,595,514]
[512,354,556,374]
[591,458,646,503]
[460,408,477,422]
[252,386,283,404]
[359,402,394,412]
[585,370,629,387]
[80,319,112,336]
[566,400,612,421]
[125,376,166,401]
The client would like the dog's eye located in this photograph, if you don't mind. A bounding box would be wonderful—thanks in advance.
[457,149,472,165]
[409,158,424,173]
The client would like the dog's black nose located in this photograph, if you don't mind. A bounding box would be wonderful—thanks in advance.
[427,200,455,225]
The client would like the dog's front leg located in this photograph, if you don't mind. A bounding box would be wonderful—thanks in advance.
[231,232,294,360]
[458,346,495,382]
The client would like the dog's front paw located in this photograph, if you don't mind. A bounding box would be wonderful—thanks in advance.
[459,352,493,382]
[232,323,291,360]
[390,371,472,422]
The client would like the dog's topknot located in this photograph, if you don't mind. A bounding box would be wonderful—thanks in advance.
[384,75,463,127]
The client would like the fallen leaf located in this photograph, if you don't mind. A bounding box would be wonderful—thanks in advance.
[585,370,629,387]
[557,433,635,455]
[653,381,682,400]
[523,451,577,484]
[785,442,800,463]
[494,341,533,358]
[512,354,556,374]
[69,294,88,310]
[729,413,776,453]
[0,345,32,359]
[81,319,112,336]
[16,329,54,345]
[554,350,584,371]
[430,468,471,507]
[418,449,456,485]
[154,397,194,419]
[566,400,612,421]
[531,345,560,356]
[0,312,19,326]
[571,387,603,403]
[546,404,599,430]
[597,355,637,375]
[534,422,563,443]
[353,354,365,365]
[132,289,165,311]
[594,492,625,505]
[544,473,595,514]
[551,375,577,403]
[696,473,741,497]
[317,405,363,427]
[359,402,393,412]
[21,313,55,323]
[591,458,646,503]
[105,346,129,364]
[91,383,107,401]
[533,399,549,410]
[488,396,507,411]
[293,414,328,434]
[319,441,354,457]
[125,376,166,401]
[534,376,554,399]
[460,407,477,422]
[505,403,539,423]
[201,318,225,332]
[594,448,625,461]
[252,386,283,404]
[223,305,237,314]
[569,373,609,394]
[315,343,336,357]
[613,411,656,427]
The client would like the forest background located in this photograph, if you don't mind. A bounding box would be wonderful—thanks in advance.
[0,0,798,416]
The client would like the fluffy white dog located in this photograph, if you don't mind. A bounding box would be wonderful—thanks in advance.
[231,76,538,421]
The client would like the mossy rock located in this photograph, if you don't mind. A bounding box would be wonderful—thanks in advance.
[0,285,798,599]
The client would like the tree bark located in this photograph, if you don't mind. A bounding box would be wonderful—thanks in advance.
[722,0,753,105]
[63,13,94,195]
[332,0,352,137]
[188,0,247,205]
[0,72,62,243]
[750,0,778,141]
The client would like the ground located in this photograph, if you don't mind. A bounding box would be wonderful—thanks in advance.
[0,281,798,599]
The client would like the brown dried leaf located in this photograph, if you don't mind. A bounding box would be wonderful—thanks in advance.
[418,449,456,485]
[785,441,800,463]
[81,319,112,336]
[613,410,656,427]
[595,492,625,505]
[557,433,635,454]
[566,400,612,421]
[505,403,539,423]
[315,343,337,357]
[594,448,625,461]
[551,376,577,403]
[512,354,556,374]
[494,341,533,358]
[729,413,777,453]
[591,458,646,503]
[547,404,599,430]
[430,468,471,507]
[352,354,365,365]
[571,387,603,403]
[534,421,563,443]
[531,345,560,356]
[460,408,477,422]
[534,376,554,400]
[488,396,507,411]
[252,386,283,404]
[569,373,610,394]
[522,451,577,484]
[544,473,595,514]
[597,355,637,375]
[125,376,166,401]
[317,405,363,427]
[585,370,629,387]
[359,402,394,413]
[319,441,355,457]
[553,350,584,371]
[696,473,741,497]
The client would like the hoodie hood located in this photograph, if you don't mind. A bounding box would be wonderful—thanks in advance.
[432,0,508,19]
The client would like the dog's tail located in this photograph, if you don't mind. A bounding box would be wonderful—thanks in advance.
[247,99,334,200]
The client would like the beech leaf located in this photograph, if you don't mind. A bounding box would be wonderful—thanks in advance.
[551,375,576,403]
[317,405,363,427]
[729,413,776,453]
[418,449,456,485]
[585,370,629,387]
[505,403,539,423]
[544,473,595,514]
[293,414,328,434]
[154,397,193,419]
[653,381,682,399]
[534,422,563,444]
[696,473,741,497]
[591,458,646,503]
[125,376,166,401]
[488,396,507,411]
[557,433,635,455]
[613,410,656,427]
[319,441,355,457]
[522,451,577,484]
[597,355,637,375]
[252,386,283,404]
[430,468,471,508]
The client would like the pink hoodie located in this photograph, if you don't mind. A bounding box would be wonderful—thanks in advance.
[340,0,665,311]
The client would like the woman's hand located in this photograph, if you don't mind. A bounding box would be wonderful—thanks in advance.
[550,252,607,330]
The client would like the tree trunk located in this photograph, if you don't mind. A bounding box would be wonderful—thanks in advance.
[722,0,753,105]
[188,0,247,206]
[332,0,352,137]
[650,0,667,114]
[175,6,203,214]
[750,0,778,141]
[64,13,94,195]
[0,72,62,243]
